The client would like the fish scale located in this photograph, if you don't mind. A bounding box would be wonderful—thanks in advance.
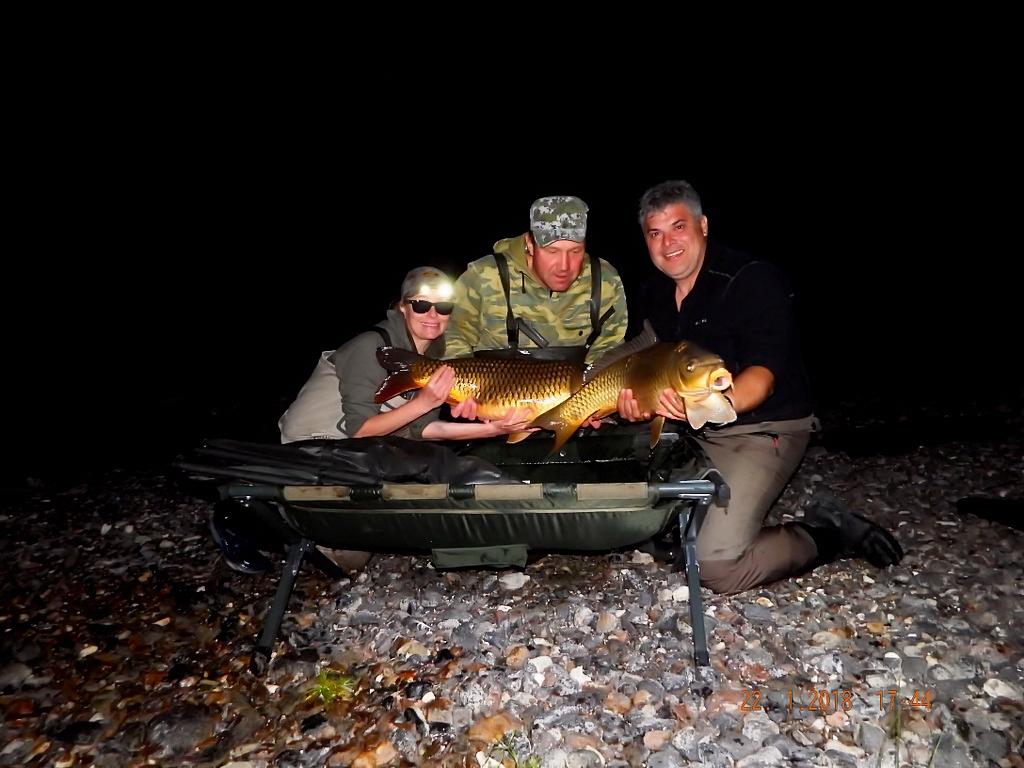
[375,348,584,426]
[528,340,737,454]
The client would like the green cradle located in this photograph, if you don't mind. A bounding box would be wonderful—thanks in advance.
[176,423,728,675]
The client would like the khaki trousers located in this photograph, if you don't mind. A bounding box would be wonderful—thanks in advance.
[691,416,819,594]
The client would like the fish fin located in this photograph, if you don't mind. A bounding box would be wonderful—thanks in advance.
[682,393,737,429]
[649,415,665,448]
[375,345,422,372]
[591,405,618,421]
[529,406,592,455]
[505,430,533,444]
[374,371,419,403]
[583,320,659,383]
[549,423,581,455]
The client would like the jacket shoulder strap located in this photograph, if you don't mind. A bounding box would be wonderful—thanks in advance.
[584,254,615,349]
[493,253,519,348]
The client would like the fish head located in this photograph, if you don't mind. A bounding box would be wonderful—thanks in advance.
[666,341,733,395]
[667,341,737,428]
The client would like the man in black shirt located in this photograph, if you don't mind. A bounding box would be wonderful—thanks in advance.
[618,180,902,593]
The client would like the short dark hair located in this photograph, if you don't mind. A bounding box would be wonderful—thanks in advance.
[638,180,703,228]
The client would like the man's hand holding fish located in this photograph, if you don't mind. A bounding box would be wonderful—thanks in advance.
[615,363,773,423]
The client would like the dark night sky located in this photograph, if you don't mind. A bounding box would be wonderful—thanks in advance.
[5,62,1018,480]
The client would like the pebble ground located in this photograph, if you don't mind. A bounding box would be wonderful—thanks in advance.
[1,399,1022,767]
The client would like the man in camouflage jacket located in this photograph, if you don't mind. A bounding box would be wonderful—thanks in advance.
[444,195,628,365]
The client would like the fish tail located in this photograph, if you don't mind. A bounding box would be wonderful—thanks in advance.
[376,346,421,372]
[374,347,433,403]
[374,371,420,403]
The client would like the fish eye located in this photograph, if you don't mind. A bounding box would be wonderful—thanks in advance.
[686,363,694,372]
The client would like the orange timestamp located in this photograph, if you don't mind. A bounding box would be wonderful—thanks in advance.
[740,688,933,713]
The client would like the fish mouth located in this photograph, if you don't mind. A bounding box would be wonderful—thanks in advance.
[709,368,732,391]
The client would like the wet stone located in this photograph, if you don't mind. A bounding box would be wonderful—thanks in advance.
[270,648,319,679]
[146,702,216,759]
[699,741,737,768]
[0,663,32,693]
[931,734,974,768]
[717,730,758,761]
[741,711,779,745]
[646,747,686,768]
[540,749,569,768]
[566,749,603,768]
[735,745,785,767]
[0,739,33,767]
[983,677,1023,701]
[48,720,104,744]
[854,721,885,752]
[741,604,774,624]
[712,713,742,732]
[110,720,148,753]
[348,611,380,626]
[974,729,1009,761]
[963,706,990,732]
[421,588,444,607]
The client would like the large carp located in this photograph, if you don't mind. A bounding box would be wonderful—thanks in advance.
[375,348,584,442]
[527,322,737,453]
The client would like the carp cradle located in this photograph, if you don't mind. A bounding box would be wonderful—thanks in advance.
[176,424,729,674]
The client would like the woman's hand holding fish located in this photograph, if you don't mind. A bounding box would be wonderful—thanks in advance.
[415,366,457,410]
[481,407,539,437]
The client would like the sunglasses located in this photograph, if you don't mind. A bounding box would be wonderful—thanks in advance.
[405,299,455,315]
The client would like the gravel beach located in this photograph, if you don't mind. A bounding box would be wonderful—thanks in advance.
[2,397,1022,768]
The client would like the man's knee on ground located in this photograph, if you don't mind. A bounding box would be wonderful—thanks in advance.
[699,524,819,594]
[698,557,749,595]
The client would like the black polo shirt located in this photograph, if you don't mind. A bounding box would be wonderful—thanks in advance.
[641,243,814,426]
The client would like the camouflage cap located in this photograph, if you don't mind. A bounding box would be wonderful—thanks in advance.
[401,266,454,300]
[529,196,588,247]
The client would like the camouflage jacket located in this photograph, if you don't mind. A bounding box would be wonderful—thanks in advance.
[444,233,628,365]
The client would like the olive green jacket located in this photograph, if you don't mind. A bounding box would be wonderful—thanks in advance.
[443,234,628,364]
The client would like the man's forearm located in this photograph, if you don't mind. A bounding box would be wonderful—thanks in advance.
[727,365,775,413]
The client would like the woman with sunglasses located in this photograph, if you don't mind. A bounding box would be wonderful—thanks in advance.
[278,266,532,443]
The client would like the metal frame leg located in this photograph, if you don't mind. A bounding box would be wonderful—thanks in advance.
[249,538,313,676]
[680,500,711,667]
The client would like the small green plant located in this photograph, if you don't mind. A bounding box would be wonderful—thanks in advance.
[561,557,592,579]
[488,732,541,768]
[876,708,907,768]
[305,669,357,705]
[884,707,904,741]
